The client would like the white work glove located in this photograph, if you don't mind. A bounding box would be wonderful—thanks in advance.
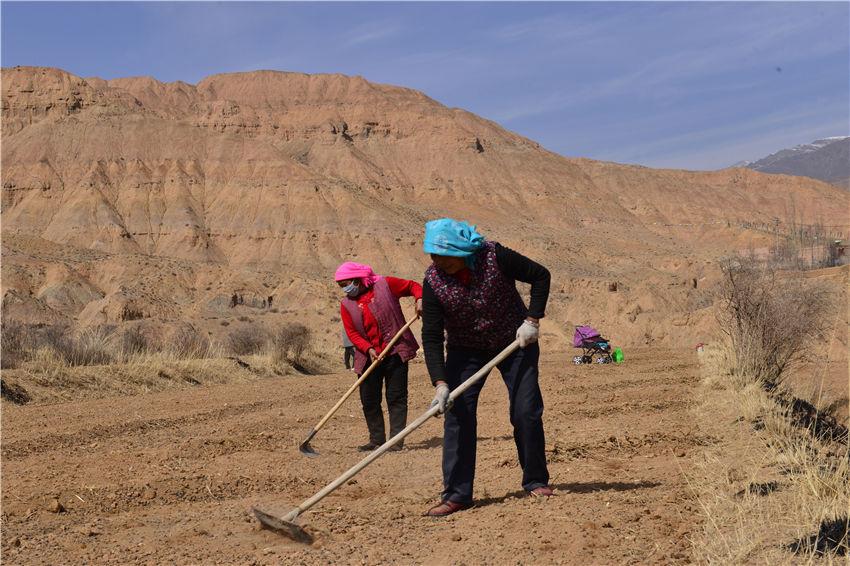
[516,320,539,348]
[430,383,451,415]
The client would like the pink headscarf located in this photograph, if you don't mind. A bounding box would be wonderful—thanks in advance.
[334,261,382,287]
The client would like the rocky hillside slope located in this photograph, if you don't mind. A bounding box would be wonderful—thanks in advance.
[3,66,848,351]
[736,136,850,189]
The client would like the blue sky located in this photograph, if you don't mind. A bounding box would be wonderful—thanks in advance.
[2,2,848,170]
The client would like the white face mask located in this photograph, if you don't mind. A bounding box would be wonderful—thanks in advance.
[342,281,360,297]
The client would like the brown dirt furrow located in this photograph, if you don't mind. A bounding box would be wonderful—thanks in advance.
[1,400,276,460]
[572,397,692,419]
[2,347,702,564]
[548,431,719,463]
[556,374,693,394]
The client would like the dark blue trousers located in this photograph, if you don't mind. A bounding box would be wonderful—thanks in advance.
[441,342,549,504]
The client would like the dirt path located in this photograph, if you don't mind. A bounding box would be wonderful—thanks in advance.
[2,348,703,564]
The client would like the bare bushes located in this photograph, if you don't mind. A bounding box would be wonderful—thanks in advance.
[717,259,832,389]
[715,257,845,440]
[169,325,214,359]
[119,326,150,360]
[271,323,311,367]
[219,320,325,375]
[221,321,316,373]
[70,326,117,365]
[1,321,31,369]
[2,323,118,368]
[1,323,217,369]
[692,260,847,561]
[226,325,269,356]
[2,318,319,389]
[43,324,144,365]
[224,322,313,370]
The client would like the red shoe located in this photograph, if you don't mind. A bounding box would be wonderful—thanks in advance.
[423,500,472,517]
[528,485,555,498]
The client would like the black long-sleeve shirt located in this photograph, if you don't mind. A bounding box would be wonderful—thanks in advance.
[422,243,550,384]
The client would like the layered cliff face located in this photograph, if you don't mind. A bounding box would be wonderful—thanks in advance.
[3,66,848,349]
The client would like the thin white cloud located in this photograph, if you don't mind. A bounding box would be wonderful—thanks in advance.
[490,3,847,123]
[608,100,849,169]
[345,22,403,47]
[644,120,848,171]
[488,7,637,44]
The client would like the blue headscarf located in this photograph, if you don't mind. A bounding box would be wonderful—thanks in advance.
[423,219,486,263]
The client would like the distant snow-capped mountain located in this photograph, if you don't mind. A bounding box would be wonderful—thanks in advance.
[733,136,850,189]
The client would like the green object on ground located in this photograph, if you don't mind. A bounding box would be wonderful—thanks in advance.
[612,347,624,363]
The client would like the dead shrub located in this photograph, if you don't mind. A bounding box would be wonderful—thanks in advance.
[271,323,311,367]
[169,325,212,359]
[227,325,268,356]
[1,321,33,369]
[717,259,831,389]
[35,324,74,357]
[25,324,116,366]
[28,346,67,379]
[120,326,151,361]
[71,326,117,365]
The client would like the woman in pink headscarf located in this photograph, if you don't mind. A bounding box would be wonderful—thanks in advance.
[335,262,423,452]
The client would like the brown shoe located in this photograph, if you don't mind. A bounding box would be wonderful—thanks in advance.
[528,485,555,498]
[423,500,472,517]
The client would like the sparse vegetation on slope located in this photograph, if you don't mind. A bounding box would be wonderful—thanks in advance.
[0,320,327,404]
[3,67,849,358]
[690,260,848,562]
[716,258,833,389]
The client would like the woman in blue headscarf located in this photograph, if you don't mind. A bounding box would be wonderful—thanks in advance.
[420,218,554,517]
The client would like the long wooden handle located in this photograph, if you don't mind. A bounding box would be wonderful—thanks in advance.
[311,314,420,434]
[286,339,520,521]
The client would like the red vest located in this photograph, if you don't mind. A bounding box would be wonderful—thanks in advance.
[341,278,419,374]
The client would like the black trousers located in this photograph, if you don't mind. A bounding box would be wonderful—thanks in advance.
[359,354,409,445]
[442,342,548,504]
[344,346,355,369]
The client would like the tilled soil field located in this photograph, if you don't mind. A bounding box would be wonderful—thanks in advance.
[2,348,704,564]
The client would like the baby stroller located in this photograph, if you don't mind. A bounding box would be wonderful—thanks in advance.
[572,325,613,364]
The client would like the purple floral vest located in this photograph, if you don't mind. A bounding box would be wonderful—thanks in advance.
[425,241,527,351]
[341,277,419,374]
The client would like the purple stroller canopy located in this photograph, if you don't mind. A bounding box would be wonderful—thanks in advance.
[573,326,601,347]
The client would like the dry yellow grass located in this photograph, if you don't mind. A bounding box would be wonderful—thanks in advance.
[690,344,849,564]
[2,346,330,404]
[1,320,333,404]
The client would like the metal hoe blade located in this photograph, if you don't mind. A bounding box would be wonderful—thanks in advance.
[298,429,320,457]
[252,507,313,544]
[298,440,319,457]
[293,316,419,460]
